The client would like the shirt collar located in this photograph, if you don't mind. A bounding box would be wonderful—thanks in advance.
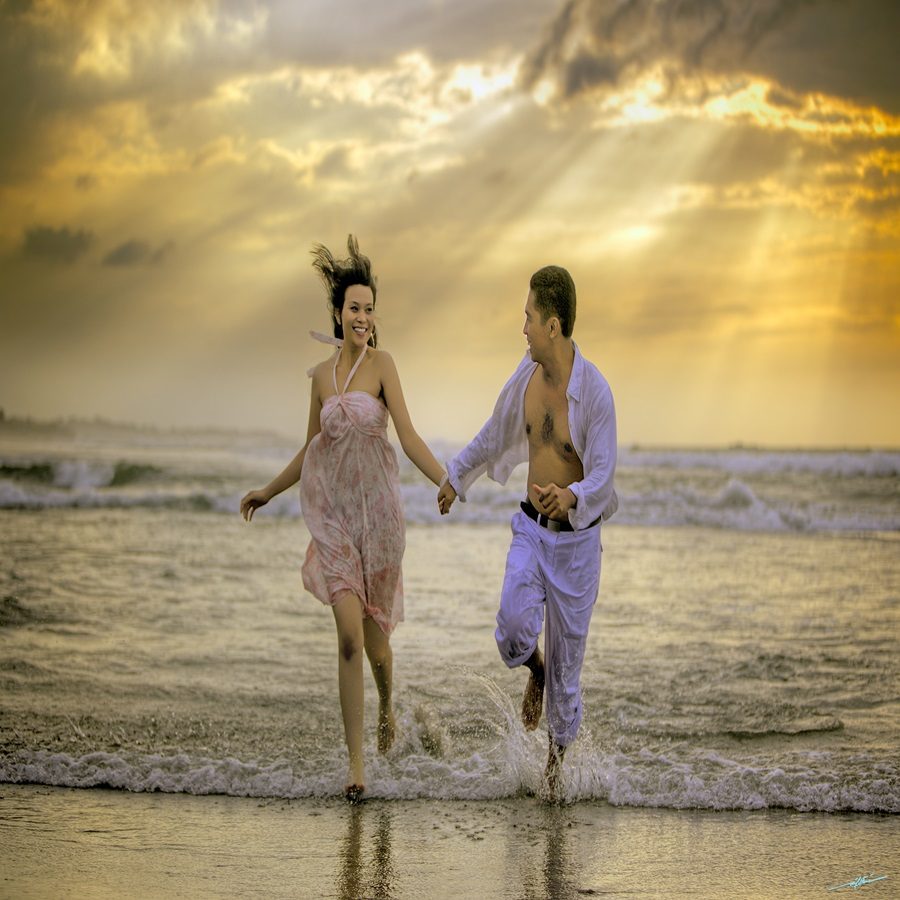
[566,341,584,402]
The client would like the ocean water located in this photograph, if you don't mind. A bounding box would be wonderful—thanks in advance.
[1,419,898,812]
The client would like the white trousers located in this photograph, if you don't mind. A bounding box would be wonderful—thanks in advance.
[495,510,602,747]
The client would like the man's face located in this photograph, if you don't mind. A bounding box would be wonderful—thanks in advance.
[523,290,550,361]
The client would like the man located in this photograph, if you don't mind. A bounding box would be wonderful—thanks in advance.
[437,265,617,799]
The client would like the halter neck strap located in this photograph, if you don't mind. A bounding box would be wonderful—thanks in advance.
[307,330,341,377]
[333,345,368,395]
[309,330,342,347]
[306,330,370,386]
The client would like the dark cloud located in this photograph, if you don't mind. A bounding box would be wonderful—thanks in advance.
[853,193,900,221]
[750,0,900,114]
[523,0,900,113]
[103,240,150,266]
[102,239,174,266]
[0,0,556,193]
[0,2,267,186]
[0,5,77,183]
[260,0,552,67]
[2,0,34,15]
[21,225,94,264]
[563,50,618,95]
[152,241,175,264]
[765,86,803,110]
[522,0,816,96]
[313,146,351,180]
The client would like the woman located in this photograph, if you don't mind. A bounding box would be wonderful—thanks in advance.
[240,235,446,801]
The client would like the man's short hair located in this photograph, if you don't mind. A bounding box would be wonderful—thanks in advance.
[530,265,576,338]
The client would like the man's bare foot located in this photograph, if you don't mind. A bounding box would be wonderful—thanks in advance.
[414,705,444,757]
[377,703,395,754]
[539,739,566,804]
[522,651,544,731]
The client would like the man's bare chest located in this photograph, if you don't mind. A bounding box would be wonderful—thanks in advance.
[524,378,577,461]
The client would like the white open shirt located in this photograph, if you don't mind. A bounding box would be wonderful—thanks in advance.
[447,343,618,530]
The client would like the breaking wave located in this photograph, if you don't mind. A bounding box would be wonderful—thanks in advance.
[2,447,898,532]
[2,743,896,813]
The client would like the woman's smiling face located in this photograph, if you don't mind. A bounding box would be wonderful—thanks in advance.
[339,284,375,347]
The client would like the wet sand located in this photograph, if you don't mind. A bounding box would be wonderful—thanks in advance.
[1,784,896,898]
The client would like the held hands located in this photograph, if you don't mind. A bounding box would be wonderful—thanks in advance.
[531,483,576,520]
[240,489,269,522]
[437,480,457,516]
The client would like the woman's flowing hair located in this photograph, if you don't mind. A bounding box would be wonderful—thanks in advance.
[311,234,378,347]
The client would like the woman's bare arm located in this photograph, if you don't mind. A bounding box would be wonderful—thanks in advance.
[378,351,445,486]
[240,372,323,520]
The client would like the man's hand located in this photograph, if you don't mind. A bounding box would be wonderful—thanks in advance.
[437,480,457,515]
[531,483,576,520]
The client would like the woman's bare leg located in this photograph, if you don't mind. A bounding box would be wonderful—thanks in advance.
[363,617,395,753]
[332,592,366,791]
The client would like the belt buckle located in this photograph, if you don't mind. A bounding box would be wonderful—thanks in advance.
[543,515,563,533]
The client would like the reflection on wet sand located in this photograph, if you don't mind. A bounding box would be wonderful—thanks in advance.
[540,805,578,898]
[338,804,395,900]
[508,801,585,899]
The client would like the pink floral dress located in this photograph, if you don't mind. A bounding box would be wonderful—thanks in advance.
[300,338,405,634]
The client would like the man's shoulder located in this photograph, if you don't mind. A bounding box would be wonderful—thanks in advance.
[511,350,536,375]
[575,348,613,399]
[500,351,538,392]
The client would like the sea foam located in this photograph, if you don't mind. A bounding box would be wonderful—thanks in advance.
[2,446,898,532]
[3,743,896,813]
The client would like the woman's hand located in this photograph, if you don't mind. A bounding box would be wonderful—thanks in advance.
[240,489,270,522]
[437,480,457,515]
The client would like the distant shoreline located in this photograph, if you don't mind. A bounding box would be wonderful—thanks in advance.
[0,413,294,443]
[1,413,897,453]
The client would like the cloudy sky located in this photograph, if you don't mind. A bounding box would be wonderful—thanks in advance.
[1,0,898,447]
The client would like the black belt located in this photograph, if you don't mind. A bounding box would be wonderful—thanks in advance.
[521,499,572,531]
[520,498,600,533]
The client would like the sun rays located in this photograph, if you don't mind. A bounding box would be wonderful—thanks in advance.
[1,1,897,444]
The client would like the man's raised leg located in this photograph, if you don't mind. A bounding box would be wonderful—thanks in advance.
[495,515,547,730]
[522,646,545,730]
[541,736,566,803]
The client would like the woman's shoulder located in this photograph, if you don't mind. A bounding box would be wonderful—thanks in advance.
[369,347,395,368]
[308,353,336,384]
[371,348,404,383]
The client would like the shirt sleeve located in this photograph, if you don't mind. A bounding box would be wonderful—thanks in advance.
[567,380,618,529]
[446,353,533,502]
[446,416,493,503]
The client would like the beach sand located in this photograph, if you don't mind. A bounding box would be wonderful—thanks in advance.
[2,435,898,898]
[2,783,896,899]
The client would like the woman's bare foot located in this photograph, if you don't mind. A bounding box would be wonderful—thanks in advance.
[344,783,365,804]
[522,651,544,731]
[377,703,396,754]
[345,755,365,802]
